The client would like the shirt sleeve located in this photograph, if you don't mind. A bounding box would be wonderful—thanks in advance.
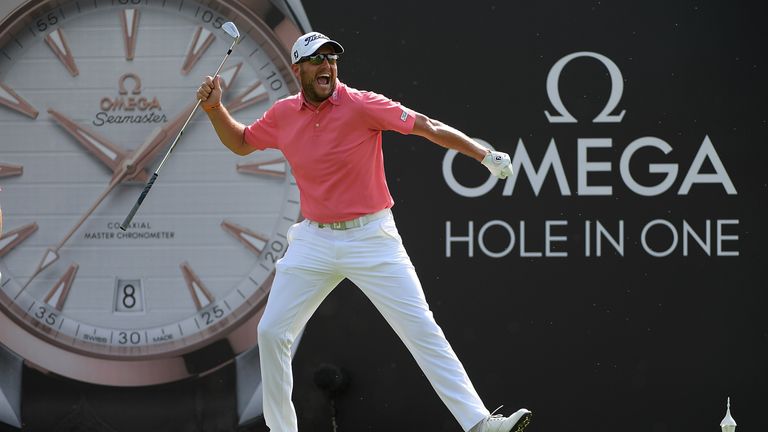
[243,104,280,150]
[357,91,417,134]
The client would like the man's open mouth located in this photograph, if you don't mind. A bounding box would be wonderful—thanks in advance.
[316,74,331,86]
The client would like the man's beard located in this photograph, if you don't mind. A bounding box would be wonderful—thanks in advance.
[301,71,334,104]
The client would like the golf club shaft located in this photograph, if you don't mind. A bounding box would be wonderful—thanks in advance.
[120,38,238,231]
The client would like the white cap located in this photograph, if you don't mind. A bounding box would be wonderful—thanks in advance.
[291,32,344,64]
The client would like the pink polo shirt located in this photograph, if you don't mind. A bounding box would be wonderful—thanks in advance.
[243,82,416,223]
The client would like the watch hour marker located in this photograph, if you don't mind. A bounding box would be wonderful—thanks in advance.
[227,81,268,114]
[120,9,141,61]
[44,263,78,310]
[236,157,287,178]
[45,28,79,77]
[0,82,39,118]
[0,222,38,257]
[0,163,23,178]
[221,220,268,256]
[180,262,214,310]
[218,62,242,91]
[181,26,214,75]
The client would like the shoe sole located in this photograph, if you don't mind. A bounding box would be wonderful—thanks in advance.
[513,411,532,432]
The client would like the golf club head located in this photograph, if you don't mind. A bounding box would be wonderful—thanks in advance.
[221,21,241,44]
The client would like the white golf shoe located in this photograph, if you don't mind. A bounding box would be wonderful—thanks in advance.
[472,407,532,432]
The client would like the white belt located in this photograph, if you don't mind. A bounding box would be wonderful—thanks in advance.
[308,209,391,230]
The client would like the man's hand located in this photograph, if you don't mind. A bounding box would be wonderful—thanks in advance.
[481,150,513,179]
[197,75,222,111]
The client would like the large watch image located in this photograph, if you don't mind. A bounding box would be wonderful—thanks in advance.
[0,0,308,429]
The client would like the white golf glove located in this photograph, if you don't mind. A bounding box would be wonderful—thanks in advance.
[481,150,513,179]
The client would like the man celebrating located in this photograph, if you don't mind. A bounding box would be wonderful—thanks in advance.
[197,32,527,432]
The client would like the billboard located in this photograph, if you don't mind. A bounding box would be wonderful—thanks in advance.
[288,1,767,431]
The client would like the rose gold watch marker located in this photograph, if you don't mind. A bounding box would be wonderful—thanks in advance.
[44,264,78,310]
[227,81,268,114]
[218,63,242,91]
[0,223,38,257]
[120,9,141,61]
[0,82,39,118]
[221,220,268,256]
[236,157,287,178]
[0,163,23,178]
[45,28,79,77]
[181,26,214,75]
[180,262,214,309]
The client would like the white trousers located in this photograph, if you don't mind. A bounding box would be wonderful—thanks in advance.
[257,210,490,431]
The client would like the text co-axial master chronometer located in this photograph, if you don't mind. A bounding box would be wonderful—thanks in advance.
[0,0,310,430]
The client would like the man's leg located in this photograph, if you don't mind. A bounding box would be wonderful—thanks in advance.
[346,217,490,431]
[258,222,343,432]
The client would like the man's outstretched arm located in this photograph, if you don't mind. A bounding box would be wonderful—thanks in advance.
[411,112,513,178]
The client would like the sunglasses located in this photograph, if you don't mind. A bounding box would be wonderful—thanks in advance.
[299,53,339,65]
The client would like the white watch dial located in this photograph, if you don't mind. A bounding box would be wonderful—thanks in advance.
[0,0,301,382]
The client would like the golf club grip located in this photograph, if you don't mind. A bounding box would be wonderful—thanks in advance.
[120,172,158,231]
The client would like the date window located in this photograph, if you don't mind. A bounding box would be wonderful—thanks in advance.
[114,279,144,313]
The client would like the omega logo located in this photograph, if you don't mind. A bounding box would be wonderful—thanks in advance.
[92,73,168,126]
[118,73,142,95]
[544,51,625,123]
[443,52,740,260]
[99,73,162,112]
[442,51,736,198]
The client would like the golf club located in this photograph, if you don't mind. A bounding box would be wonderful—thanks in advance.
[120,21,241,231]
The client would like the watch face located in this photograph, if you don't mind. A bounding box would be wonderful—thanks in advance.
[0,0,301,384]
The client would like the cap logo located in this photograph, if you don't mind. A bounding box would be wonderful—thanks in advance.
[293,50,299,60]
[303,33,329,46]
